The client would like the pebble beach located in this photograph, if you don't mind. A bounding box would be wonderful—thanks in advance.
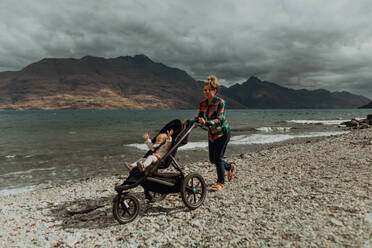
[0,128,371,247]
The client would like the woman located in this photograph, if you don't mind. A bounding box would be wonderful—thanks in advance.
[184,75,234,191]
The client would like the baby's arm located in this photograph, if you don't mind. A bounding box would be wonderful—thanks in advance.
[164,130,173,150]
[166,129,174,141]
[144,133,153,149]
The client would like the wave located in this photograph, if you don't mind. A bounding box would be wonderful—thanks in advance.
[255,127,292,132]
[126,131,348,150]
[0,167,56,177]
[286,118,363,125]
[5,154,36,159]
[230,131,349,145]
[231,127,257,132]
[178,141,209,150]
[4,154,47,159]
[0,184,49,196]
[126,142,209,151]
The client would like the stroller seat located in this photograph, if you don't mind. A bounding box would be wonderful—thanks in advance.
[143,119,185,170]
[117,119,187,189]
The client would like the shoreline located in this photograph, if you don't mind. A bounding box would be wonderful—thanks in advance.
[1,128,371,247]
[0,129,348,196]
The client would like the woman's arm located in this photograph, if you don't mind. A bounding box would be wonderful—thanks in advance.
[187,101,206,124]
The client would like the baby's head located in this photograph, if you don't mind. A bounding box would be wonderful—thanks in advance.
[155,133,167,144]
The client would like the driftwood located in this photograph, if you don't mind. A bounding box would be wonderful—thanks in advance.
[65,204,104,216]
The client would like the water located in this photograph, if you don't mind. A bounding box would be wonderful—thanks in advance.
[0,109,371,195]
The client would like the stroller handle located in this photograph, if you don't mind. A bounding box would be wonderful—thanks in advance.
[197,123,208,131]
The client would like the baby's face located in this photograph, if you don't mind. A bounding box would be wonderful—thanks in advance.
[155,134,167,144]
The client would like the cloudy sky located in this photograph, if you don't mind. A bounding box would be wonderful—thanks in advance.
[1,0,372,98]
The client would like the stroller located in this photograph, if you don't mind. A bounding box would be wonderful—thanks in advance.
[113,119,207,224]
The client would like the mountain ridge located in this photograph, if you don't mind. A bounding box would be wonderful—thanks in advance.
[359,101,372,109]
[0,55,369,110]
[221,76,370,109]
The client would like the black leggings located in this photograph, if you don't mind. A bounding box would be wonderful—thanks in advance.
[208,131,231,184]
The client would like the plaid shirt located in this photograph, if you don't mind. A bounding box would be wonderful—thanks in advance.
[193,96,230,141]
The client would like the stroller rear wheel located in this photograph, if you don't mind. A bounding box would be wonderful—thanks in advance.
[112,193,140,224]
[144,190,167,202]
[181,173,206,210]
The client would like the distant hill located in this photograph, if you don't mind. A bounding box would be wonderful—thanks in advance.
[0,55,370,110]
[0,55,244,110]
[359,101,372,109]
[221,76,370,109]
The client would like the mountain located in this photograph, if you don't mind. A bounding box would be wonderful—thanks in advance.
[0,55,244,110]
[221,76,370,109]
[0,55,369,110]
[359,101,372,109]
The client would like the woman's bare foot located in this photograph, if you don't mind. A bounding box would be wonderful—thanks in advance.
[209,183,224,191]
[228,163,235,181]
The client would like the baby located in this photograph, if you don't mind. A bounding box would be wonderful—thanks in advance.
[126,129,174,171]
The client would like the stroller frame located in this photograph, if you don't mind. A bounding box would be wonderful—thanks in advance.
[112,121,207,224]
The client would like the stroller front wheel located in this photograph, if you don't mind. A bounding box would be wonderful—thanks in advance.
[112,193,140,224]
[181,173,206,210]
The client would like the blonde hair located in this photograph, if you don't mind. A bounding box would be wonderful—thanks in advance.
[155,133,167,144]
[206,75,220,93]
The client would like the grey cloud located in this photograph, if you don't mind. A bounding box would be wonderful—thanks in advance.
[0,0,372,98]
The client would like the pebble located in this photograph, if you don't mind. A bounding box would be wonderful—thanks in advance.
[364,213,372,227]
[0,128,371,247]
[330,218,344,227]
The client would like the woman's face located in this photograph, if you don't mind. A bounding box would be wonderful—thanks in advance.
[203,84,216,99]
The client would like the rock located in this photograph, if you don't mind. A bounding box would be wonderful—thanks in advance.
[360,124,369,129]
[65,233,81,247]
[341,116,372,129]
[341,119,359,128]
[330,218,344,227]
[364,213,372,227]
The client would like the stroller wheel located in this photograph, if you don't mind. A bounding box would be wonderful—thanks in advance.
[112,193,140,224]
[144,190,167,202]
[181,173,206,210]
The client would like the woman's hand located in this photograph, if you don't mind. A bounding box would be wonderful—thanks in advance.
[198,117,206,125]
[183,119,189,125]
[143,133,149,140]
